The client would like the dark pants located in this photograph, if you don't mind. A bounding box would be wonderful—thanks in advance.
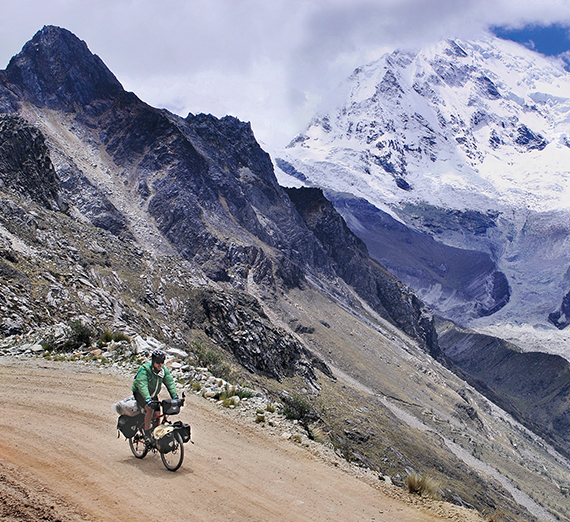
[134,391,159,432]
[134,390,158,410]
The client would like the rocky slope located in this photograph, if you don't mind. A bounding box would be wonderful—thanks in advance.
[0,26,570,521]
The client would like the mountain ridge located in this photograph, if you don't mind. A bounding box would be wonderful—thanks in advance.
[278,35,570,358]
[1,26,570,521]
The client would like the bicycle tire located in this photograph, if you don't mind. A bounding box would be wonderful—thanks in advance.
[160,432,184,471]
[129,430,149,459]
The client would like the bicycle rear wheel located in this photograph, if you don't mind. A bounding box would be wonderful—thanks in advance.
[129,430,148,459]
[160,432,184,471]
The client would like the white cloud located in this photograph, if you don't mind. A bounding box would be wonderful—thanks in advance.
[2,0,570,146]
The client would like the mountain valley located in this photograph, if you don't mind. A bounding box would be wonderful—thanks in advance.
[1,26,570,522]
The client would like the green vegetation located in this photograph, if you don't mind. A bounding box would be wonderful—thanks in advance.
[42,320,94,353]
[235,388,254,400]
[281,392,320,439]
[190,340,239,383]
[282,392,313,422]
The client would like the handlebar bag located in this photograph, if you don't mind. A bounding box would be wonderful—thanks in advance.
[161,398,183,415]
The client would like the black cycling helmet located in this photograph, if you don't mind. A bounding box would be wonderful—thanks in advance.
[151,349,166,364]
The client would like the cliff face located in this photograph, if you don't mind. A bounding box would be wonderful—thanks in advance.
[0,114,59,210]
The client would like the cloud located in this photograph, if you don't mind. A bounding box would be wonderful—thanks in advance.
[2,0,570,146]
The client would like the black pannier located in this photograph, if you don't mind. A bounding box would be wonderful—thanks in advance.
[161,398,183,415]
[172,420,191,443]
[117,413,144,438]
[157,431,176,454]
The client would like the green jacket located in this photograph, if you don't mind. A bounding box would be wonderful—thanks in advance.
[132,362,177,402]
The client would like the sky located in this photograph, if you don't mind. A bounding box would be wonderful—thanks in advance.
[1,1,570,148]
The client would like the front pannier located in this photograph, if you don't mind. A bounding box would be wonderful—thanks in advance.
[172,420,191,443]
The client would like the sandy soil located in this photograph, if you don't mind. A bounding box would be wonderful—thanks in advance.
[0,357,485,522]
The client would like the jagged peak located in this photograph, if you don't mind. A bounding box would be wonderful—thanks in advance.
[4,25,123,112]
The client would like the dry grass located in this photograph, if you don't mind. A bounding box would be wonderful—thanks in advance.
[405,472,440,499]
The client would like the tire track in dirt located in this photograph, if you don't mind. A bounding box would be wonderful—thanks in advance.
[0,357,484,522]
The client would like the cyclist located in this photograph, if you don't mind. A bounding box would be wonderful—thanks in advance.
[132,349,179,442]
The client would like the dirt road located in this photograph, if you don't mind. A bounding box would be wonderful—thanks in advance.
[0,357,484,522]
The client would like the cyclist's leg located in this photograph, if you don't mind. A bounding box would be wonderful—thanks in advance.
[134,391,154,432]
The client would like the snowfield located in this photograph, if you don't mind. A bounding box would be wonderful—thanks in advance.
[275,35,570,359]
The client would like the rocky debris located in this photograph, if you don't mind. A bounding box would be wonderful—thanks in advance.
[57,159,134,240]
[184,287,331,388]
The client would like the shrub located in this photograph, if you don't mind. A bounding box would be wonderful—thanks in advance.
[46,320,94,353]
[282,393,313,421]
[99,328,114,345]
[222,396,239,408]
[218,384,237,401]
[405,473,440,498]
[235,388,254,400]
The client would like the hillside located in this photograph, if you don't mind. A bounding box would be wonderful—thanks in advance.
[0,26,569,521]
[0,357,487,522]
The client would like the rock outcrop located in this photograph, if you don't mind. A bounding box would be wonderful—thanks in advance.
[549,289,570,330]
[0,115,60,210]
[185,287,332,387]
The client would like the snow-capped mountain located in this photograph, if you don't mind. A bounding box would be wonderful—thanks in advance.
[276,36,570,359]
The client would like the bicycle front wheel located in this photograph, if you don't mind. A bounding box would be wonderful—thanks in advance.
[129,431,148,459]
[160,432,184,471]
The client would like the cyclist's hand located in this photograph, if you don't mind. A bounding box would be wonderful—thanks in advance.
[146,399,160,411]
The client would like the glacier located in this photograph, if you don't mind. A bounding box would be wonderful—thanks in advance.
[274,35,570,360]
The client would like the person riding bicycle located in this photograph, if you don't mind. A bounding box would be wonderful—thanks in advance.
[132,349,178,442]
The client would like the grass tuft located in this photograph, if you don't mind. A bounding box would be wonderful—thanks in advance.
[405,472,440,498]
